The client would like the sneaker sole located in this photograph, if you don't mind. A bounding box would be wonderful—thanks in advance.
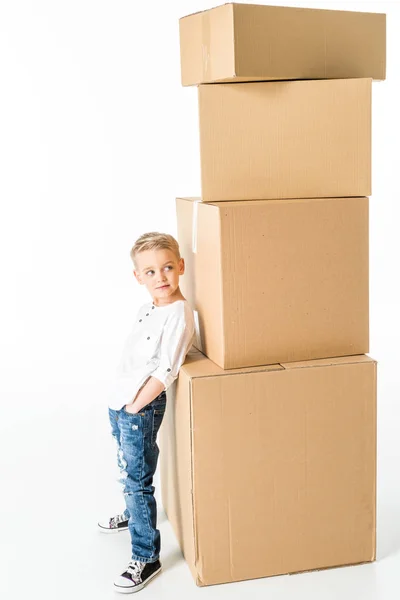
[98,523,129,534]
[113,565,162,594]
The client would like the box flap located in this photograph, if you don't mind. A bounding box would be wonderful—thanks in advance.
[183,347,283,379]
[208,196,368,209]
[280,354,376,370]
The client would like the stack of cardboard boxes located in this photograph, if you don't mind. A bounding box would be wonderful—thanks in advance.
[160,3,386,587]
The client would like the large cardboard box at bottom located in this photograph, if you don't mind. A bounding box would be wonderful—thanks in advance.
[160,349,377,587]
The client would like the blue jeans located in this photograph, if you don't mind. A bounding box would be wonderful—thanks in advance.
[108,391,167,563]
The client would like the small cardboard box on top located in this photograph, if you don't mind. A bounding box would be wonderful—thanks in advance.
[177,196,369,370]
[160,349,377,587]
[198,78,371,202]
[179,3,386,86]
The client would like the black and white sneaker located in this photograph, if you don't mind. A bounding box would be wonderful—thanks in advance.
[113,559,162,593]
[97,512,129,533]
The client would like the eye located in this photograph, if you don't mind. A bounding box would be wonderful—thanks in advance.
[145,270,154,276]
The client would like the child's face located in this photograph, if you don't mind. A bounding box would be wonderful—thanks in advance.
[133,248,185,302]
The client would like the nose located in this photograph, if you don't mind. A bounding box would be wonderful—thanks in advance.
[157,271,167,282]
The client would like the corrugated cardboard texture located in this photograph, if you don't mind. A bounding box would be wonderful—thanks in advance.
[180,3,386,85]
[161,352,377,586]
[159,374,197,582]
[199,78,371,202]
[176,197,225,366]
[179,4,235,86]
[176,196,369,370]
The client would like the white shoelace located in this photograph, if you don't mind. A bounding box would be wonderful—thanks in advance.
[110,513,127,527]
[126,560,144,583]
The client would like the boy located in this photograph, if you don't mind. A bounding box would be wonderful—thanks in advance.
[98,232,195,593]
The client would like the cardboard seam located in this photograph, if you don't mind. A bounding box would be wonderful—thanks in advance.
[382,14,387,78]
[201,10,211,81]
[206,196,369,207]
[192,199,199,254]
[189,366,284,381]
[187,357,375,380]
[280,356,376,371]
[217,209,226,366]
[231,3,238,77]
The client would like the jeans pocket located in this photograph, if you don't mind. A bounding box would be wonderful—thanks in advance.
[122,405,146,417]
[151,408,165,447]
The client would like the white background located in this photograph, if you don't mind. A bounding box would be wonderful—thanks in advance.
[0,1,399,599]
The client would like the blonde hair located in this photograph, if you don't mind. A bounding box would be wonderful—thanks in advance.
[130,232,181,269]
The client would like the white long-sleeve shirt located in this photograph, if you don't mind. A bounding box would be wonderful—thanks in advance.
[107,299,196,410]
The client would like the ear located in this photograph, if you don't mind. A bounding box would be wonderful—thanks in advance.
[133,270,144,285]
[179,258,185,275]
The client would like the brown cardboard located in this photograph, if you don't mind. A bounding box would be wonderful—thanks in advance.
[199,78,371,202]
[177,196,369,370]
[160,349,377,587]
[179,3,386,85]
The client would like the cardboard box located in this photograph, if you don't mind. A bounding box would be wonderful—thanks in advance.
[177,196,369,370]
[199,78,371,202]
[180,3,386,86]
[160,349,377,587]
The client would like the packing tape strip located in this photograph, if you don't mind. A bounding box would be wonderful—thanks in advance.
[193,310,203,352]
[192,199,199,254]
[201,11,211,81]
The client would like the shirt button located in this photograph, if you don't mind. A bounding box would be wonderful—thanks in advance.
[147,337,150,340]
[146,313,149,316]
[152,306,155,309]
[139,319,142,322]
[167,368,171,372]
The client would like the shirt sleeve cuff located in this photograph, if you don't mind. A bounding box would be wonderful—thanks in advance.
[151,367,176,391]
